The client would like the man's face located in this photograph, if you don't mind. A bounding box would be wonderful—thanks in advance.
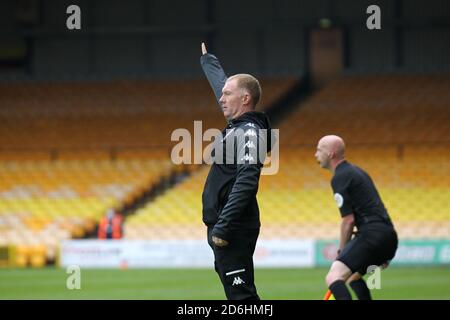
[315,140,331,169]
[219,78,244,120]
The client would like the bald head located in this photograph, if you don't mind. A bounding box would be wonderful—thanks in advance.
[315,135,346,171]
[318,135,345,158]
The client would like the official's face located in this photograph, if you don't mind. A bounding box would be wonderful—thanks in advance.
[219,78,245,120]
[315,141,331,169]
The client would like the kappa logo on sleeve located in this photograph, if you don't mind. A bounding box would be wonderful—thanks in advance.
[240,154,255,162]
[244,141,256,149]
[170,121,279,174]
[244,129,257,137]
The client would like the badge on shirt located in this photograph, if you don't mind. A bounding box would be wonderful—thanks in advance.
[334,193,344,208]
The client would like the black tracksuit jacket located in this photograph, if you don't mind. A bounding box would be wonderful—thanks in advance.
[200,53,272,242]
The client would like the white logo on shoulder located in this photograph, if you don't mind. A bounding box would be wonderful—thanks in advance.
[244,129,257,137]
[334,193,344,208]
[245,123,256,128]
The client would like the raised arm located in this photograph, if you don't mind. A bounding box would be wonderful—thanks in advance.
[200,42,227,108]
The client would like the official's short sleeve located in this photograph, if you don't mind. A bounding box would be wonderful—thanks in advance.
[331,173,353,217]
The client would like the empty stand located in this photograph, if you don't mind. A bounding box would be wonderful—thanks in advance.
[0,157,175,265]
[123,75,450,241]
[0,77,296,266]
[1,75,448,266]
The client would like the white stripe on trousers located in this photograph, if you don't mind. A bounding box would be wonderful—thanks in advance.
[225,268,246,276]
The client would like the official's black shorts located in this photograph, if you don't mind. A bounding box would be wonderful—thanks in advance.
[207,226,260,300]
[337,223,398,275]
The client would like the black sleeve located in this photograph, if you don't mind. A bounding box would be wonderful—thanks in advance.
[212,123,266,241]
[331,173,353,217]
[200,53,227,108]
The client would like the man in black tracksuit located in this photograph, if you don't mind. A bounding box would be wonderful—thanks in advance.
[200,43,271,300]
[315,135,398,300]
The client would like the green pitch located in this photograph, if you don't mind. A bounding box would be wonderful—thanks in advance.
[0,266,449,299]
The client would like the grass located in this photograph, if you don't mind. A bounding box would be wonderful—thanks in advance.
[0,266,449,299]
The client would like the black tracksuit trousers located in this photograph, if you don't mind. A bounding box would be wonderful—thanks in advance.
[207,226,260,300]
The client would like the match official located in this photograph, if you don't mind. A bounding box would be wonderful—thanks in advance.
[315,135,398,300]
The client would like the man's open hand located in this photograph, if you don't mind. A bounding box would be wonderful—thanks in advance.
[212,235,228,247]
[201,42,207,55]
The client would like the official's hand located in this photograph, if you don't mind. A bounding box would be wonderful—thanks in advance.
[201,42,207,55]
[212,235,228,247]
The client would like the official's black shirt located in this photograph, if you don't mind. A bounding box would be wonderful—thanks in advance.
[331,161,393,230]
